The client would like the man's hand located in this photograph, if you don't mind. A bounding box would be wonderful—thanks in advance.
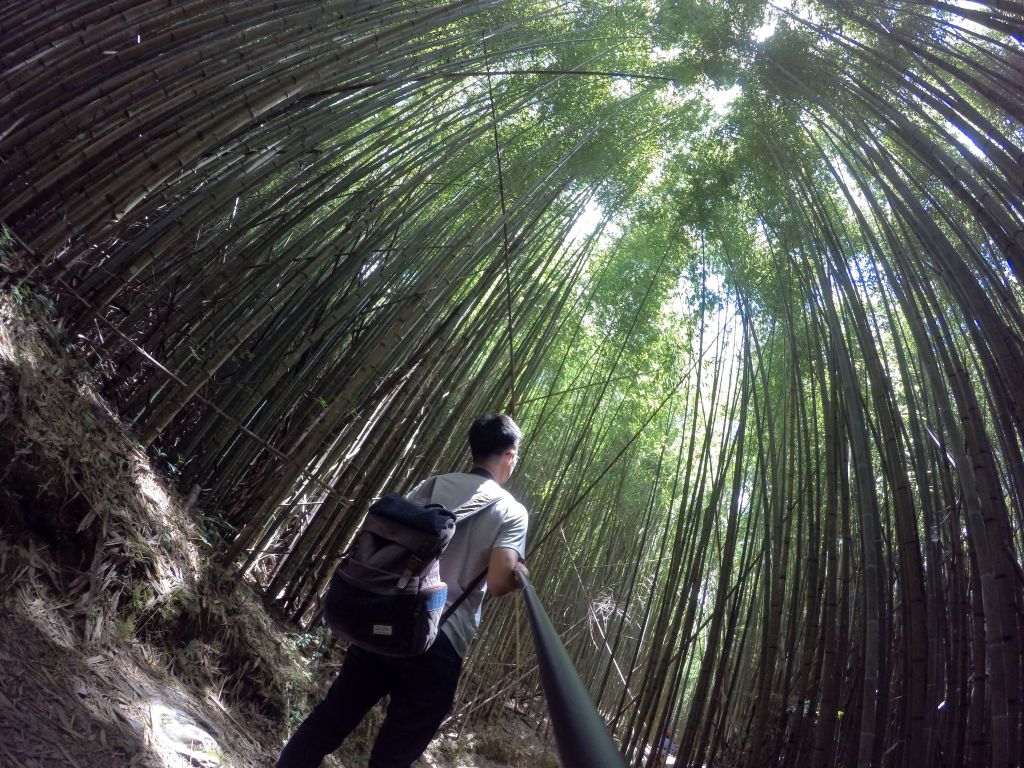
[511,560,530,590]
[487,547,527,596]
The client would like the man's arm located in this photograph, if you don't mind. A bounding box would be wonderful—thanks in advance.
[487,546,529,597]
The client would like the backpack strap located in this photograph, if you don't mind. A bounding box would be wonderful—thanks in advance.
[408,476,439,506]
[417,475,506,629]
[435,488,505,629]
[451,492,503,522]
[439,543,524,629]
[420,474,504,523]
[440,568,488,626]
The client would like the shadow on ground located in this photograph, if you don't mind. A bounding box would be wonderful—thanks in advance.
[0,598,154,766]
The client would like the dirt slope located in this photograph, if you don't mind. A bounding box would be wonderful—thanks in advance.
[0,288,336,766]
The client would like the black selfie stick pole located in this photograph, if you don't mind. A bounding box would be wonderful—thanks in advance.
[516,571,627,768]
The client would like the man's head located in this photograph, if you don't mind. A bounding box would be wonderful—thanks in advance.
[468,412,522,484]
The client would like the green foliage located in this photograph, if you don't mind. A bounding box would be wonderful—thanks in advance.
[9,1,1024,764]
[655,0,766,84]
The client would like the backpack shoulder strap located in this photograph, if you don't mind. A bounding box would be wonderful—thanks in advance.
[437,486,508,628]
[440,568,488,626]
[450,484,505,523]
[409,476,439,506]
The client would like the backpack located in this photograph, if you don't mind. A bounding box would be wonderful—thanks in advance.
[323,480,500,656]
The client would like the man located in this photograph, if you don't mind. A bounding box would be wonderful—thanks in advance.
[278,413,529,768]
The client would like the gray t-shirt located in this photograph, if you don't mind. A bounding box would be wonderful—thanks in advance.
[407,472,528,658]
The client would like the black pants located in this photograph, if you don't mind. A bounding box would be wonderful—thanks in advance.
[277,633,463,768]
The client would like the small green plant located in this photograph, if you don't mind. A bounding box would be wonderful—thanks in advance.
[197,511,238,547]
[116,616,137,639]
[122,579,162,636]
[280,671,312,732]
[433,733,471,764]
[159,585,195,624]
[128,580,155,614]
[289,626,335,664]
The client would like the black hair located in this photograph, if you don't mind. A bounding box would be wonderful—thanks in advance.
[468,412,522,460]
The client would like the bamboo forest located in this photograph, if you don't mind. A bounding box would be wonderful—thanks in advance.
[1,0,1023,766]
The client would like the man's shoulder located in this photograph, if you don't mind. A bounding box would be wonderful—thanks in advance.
[495,491,527,519]
[420,472,498,507]
[473,478,526,519]
[425,472,527,520]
